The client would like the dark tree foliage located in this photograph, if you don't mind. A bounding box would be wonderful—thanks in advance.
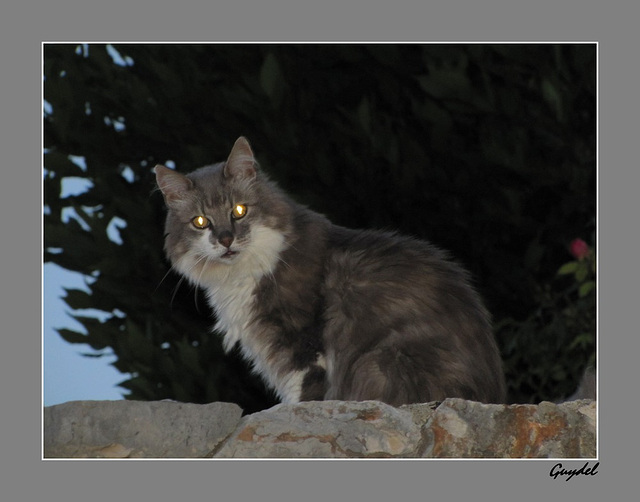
[44,44,596,408]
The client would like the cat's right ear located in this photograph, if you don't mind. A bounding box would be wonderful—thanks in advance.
[154,165,193,209]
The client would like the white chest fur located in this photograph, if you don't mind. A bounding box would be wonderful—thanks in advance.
[208,274,258,352]
[195,224,295,397]
[199,224,285,344]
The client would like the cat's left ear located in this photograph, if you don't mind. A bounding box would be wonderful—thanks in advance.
[224,137,257,181]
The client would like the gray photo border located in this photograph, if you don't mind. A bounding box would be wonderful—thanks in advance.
[4,0,636,500]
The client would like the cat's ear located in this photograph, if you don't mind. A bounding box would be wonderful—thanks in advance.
[154,165,193,208]
[224,137,257,181]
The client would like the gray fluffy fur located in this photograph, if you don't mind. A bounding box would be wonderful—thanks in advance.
[156,137,506,406]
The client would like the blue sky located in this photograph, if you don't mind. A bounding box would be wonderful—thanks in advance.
[43,167,130,407]
[43,263,125,406]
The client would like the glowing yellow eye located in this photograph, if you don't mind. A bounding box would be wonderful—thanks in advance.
[232,204,247,219]
[191,215,210,229]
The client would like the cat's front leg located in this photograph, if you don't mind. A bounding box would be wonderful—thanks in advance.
[297,361,327,401]
[274,355,327,403]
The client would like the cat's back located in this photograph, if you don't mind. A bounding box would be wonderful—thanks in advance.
[324,226,480,310]
[321,225,505,405]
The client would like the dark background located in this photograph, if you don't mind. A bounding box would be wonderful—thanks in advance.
[44,44,596,412]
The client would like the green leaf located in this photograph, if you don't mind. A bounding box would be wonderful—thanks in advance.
[259,52,284,103]
[57,328,88,345]
[541,77,564,122]
[575,264,588,282]
[558,261,578,275]
[62,288,94,310]
[569,332,594,350]
[578,281,595,298]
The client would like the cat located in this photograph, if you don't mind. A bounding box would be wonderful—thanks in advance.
[155,137,506,406]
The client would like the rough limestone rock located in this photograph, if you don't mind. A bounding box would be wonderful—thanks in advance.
[44,400,243,458]
[420,398,596,458]
[212,400,422,458]
[43,398,596,459]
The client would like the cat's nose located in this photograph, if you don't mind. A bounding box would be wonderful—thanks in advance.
[218,231,234,249]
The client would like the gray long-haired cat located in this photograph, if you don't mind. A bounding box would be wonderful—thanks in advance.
[155,137,506,406]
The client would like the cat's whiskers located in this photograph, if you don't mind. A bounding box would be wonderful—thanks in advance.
[275,253,292,271]
[172,251,210,312]
[191,252,219,312]
[262,254,292,290]
[265,241,296,291]
[169,275,191,309]
[155,266,189,310]
[153,267,176,295]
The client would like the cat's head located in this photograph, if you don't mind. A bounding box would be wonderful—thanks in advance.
[155,137,290,286]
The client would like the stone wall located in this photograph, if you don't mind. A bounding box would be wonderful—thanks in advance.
[43,398,596,459]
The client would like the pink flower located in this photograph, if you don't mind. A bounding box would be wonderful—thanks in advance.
[570,238,590,260]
